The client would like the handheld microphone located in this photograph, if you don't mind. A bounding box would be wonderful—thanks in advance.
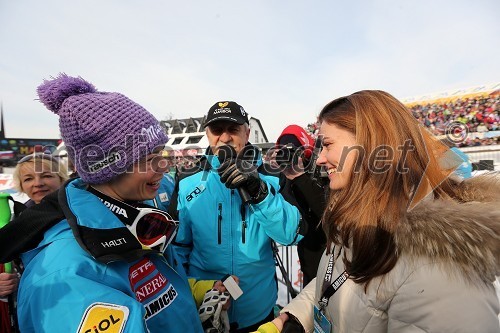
[217,145,252,204]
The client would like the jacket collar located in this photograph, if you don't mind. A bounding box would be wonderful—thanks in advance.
[396,173,500,284]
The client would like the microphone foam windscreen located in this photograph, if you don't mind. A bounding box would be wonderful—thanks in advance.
[217,145,237,163]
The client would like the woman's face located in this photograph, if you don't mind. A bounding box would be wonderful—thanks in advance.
[316,121,357,190]
[106,150,168,202]
[19,162,63,203]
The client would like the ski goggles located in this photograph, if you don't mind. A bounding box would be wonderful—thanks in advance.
[127,206,178,253]
[88,186,178,253]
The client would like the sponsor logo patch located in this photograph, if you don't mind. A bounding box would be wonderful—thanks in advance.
[185,184,206,202]
[159,192,169,202]
[97,199,129,218]
[101,237,127,249]
[129,259,155,286]
[77,303,129,333]
[144,285,178,320]
[135,272,168,302]
[213,108,232,115]
[141,124,164,143]
[88,152,122,173]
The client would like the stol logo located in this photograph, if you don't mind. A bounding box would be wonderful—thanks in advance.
[77,303,129,333]
[186,184,206,202]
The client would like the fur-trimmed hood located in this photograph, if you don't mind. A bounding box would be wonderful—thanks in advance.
[397,173,500,285]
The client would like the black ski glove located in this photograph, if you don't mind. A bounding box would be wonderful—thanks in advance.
[218,159,268,203]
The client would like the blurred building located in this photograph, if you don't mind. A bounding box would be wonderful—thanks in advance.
[160,116,269,157]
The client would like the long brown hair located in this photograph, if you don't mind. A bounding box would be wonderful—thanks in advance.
[319,90,458,286]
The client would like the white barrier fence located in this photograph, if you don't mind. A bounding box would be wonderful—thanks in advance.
[461,144,500,171]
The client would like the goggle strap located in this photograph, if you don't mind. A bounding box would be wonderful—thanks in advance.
[87,186,140,225]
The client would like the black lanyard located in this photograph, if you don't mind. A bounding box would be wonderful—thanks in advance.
[318,253,349,311]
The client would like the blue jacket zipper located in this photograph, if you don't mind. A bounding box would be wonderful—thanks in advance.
[218,203,222,244]
[240,204,246,244]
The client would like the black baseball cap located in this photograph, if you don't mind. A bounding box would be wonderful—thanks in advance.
[203,101,249,127]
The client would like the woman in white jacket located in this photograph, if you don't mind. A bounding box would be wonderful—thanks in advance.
[256,90,499,333]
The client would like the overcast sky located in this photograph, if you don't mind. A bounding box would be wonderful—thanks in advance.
[1,0,498,142]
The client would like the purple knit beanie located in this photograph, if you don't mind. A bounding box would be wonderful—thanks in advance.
[37,73,168,184]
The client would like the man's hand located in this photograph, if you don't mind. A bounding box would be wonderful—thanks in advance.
[269,149,305,181]
[282,157,306,180]
[212,275,239,310]
[218,159,267,203]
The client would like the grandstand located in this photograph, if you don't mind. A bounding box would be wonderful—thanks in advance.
[403,83,500,139]
[304,83,500,171]
[403,83,500,170]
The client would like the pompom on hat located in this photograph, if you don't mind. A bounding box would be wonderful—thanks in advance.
[37,73,168,184]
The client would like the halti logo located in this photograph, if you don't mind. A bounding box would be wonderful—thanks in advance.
[186,184,206,202]
[98,198,128,218]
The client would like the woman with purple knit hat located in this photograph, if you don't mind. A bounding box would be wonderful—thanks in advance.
[0,74,227,332]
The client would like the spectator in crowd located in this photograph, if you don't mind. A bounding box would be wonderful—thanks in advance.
[13,152,69,206]
[169,101,304,332]
[273,124,327,286]
[0,74,228,332]
[257,90,499,333]
[476,121,489,133]
[0,151,69,330]
[473,137,482,146]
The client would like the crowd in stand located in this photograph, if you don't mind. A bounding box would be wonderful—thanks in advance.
[306,93,500,147]
[409,95,499,135]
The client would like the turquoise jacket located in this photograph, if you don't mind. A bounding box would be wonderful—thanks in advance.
[17,178,203,333]
[170,148,303,329]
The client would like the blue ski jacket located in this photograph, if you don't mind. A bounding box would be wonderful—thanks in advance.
[16,178,204,333]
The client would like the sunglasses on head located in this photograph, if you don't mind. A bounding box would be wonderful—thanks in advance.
[88,186,178,253]
[18,152,59,164]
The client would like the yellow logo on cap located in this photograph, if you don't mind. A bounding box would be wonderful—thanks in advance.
[77,303,129,333]
[218,102,229,108]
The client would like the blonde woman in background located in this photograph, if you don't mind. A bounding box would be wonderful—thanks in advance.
[0,152,68,329]
[13,153,69,207]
